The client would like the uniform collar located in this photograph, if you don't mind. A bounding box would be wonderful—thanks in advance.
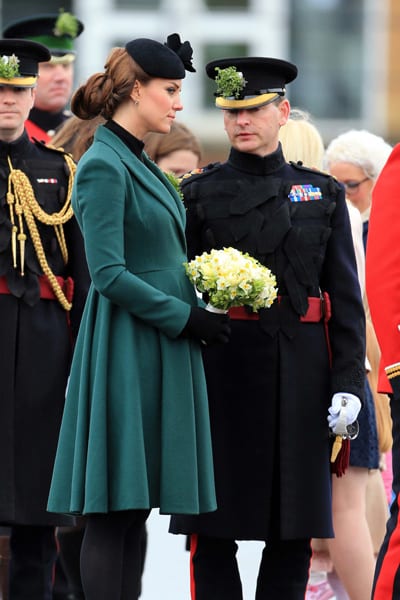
[0,130,31,158]
[228,142,286,175]
[28,106,68,135]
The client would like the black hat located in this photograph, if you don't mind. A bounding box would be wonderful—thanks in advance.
[0,39,50,87]
[206,57,298,109]
[125,33,195,79]
[3,11,84,64]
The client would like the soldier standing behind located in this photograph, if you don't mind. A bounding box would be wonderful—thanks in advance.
[0,39,89,599]
[3,10,84,142]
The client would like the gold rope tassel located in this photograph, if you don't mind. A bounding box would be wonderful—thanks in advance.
[330,435,343,463]
[14,193,26,275]
[6,179,18,268]
[6,154,76,310]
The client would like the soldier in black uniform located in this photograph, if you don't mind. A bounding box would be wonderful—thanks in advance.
[169,57,366,599]
[0,39,89,599]
[3,10,84,143]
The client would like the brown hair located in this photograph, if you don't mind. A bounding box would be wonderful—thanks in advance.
[71,46,151,120]
[51,114,106,161]
[143,121,202,163]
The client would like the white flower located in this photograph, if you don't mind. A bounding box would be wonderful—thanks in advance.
[184,247,278,312]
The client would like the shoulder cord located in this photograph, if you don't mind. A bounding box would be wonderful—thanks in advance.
[6,152,76,311]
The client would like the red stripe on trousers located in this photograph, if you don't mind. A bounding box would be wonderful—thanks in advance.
[190,534,198,600]
[373,494,400,599]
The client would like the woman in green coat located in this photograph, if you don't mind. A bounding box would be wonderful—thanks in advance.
[47,34,230,600]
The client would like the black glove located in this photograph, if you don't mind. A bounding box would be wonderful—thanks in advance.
[181,306,231,345]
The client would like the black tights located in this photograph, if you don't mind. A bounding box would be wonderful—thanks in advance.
[80,509,150,600]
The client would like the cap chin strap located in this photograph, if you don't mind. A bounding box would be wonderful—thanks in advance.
[216,92,281,110]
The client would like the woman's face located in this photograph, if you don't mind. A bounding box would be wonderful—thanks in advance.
[133,78,183,138]
[157,149,199,177]
[328,161,374,214]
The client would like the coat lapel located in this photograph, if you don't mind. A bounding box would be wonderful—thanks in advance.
[95,126,186,237]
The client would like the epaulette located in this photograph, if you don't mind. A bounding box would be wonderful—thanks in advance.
[33,138,74,159]
[289,160,342,196]
[288,160,332,178]
[180,162,222,186]
[32,140,77,179]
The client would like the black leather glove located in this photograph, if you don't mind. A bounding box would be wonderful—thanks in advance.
[181,306,231,345]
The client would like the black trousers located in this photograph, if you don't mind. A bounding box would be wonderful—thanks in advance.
[190,535,312,600]
[9,524,57,600]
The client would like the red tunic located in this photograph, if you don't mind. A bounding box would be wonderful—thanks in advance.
[366,143,400,393]
[24,119,51,143]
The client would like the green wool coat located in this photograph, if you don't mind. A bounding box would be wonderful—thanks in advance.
[47,126,216,516]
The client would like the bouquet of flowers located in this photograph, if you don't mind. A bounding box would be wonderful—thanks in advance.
[184,247,278,312]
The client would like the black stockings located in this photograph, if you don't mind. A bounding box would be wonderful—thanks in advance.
[80,509,150,600]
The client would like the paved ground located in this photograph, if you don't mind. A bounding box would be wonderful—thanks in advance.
[141,511,265,598]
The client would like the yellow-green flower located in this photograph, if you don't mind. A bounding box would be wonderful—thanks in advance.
[54,10,80,38]
[164,170,184,200]
[214,66,247,99]
[184,247,277,311]
[0,54,20,79]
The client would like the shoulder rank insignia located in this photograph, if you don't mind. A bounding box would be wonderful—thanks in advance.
[180,163,222,190]
[288,184,322,202]
[181,167,206,181]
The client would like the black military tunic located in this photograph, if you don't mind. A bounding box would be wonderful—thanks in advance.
[0,131,89,526]
[170,143,365,541]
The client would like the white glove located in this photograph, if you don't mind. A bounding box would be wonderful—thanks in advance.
[327,392,361,435]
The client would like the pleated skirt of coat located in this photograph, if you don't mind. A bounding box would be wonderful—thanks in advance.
[47,288,217,517]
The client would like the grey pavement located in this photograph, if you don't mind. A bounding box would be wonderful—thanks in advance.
[141,512,264,599]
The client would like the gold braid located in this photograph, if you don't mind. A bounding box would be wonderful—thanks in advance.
[6,152,77,311]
